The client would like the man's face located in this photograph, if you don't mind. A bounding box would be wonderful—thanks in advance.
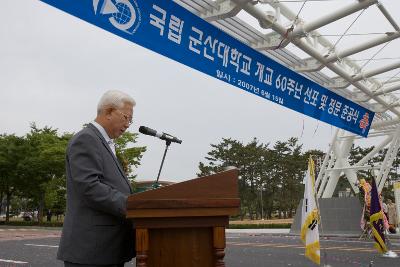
[108,102,134,139]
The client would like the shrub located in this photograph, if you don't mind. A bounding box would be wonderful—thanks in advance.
[0,221,63,227]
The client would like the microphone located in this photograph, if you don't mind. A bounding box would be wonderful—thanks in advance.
[139,126,182,144]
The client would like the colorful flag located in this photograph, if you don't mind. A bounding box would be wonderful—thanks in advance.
[301,157,320,265]
[370,177,388,254]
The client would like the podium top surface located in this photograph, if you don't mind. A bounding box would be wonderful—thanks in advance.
[126,169,239,211]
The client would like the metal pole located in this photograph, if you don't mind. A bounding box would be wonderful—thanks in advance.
[154,140,171,188]
[260,183,264,220]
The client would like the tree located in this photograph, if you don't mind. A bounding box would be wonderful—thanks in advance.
[198,138,272,220]
[199,137,321,220]
[115,131,146,183]
[16,124,70,222]
[0,134,27,222]
[0,123,147,223]
[20,125,147,222]
[44,176,66,220]
[271,138,306,219]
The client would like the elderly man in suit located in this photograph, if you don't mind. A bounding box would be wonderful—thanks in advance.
[58,90,136,267]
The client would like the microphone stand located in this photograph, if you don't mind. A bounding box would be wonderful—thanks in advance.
[153,139,172,189]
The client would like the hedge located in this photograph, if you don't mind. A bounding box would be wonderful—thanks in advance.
[0,221,63,227]
[0,221,291,229]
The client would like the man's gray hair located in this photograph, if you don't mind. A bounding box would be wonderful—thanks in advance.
[97,90,136,114]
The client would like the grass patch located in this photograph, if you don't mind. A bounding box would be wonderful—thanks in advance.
[228,223,291,229]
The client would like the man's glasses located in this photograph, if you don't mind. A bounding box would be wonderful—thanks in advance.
[115,110,133,125]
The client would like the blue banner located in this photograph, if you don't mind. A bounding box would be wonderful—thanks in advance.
[40,0,374,137]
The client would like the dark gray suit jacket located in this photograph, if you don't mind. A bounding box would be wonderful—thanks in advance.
[57,124,135,265]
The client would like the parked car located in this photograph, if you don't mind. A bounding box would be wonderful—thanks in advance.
[18,211,33,221]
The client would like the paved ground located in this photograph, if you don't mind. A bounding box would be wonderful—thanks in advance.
[0,227,61,242]
[226,233,400,267]
[0,227,399,267]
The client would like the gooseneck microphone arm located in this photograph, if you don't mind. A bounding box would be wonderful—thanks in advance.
[138,126,182,188]
[155,139,171,185]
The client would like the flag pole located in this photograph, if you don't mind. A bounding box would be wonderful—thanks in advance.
[376,171,398,258]
[314,191,329,266]
[301,156,322,265]
[369,173,398,258]
[312,155,330,267]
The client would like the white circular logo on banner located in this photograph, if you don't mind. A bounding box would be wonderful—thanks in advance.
[93,0,141,34]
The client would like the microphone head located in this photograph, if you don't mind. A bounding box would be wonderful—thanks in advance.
[138,126,147,133]
[139,126,157,136]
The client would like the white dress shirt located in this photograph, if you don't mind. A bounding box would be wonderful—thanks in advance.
[91,121,116,155]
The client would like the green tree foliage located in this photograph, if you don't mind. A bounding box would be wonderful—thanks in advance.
[0,134,26,222]
[16,124,70,222]
[44,176,66,220]
[198,138,270,219]
[0,124,146,223]
[198,137,313,220]
[272,138,306,218]
[115,131,146,182]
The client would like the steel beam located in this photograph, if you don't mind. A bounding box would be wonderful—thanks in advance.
[377,1,400,31]
[201,0,246,22]
[325,32,400,63]
[291,0,378,37]
[375,83,400,96]
[351,61,400,82]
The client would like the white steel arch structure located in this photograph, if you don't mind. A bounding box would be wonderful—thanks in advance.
[175,0,400,197]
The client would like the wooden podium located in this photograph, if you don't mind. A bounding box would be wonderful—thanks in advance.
[126,168,240,267]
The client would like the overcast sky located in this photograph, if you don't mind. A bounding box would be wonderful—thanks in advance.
[1,0,399,182]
